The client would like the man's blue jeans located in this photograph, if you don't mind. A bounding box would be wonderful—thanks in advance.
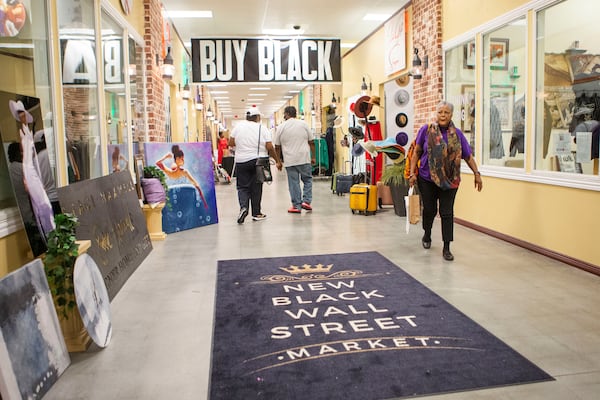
[285,164,313,209]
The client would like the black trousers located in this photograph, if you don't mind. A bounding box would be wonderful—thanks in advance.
[417,176,458,243]
[235,159,263,216]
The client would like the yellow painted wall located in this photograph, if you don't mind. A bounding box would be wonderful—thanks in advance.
[0,230,33,276]
[442,0,528,40]
[443,0,600,267]
[340,1,599,267]
[107,0,145,34]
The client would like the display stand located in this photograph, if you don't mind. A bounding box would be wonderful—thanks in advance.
[142,203,167,241]
[59,240,93,352]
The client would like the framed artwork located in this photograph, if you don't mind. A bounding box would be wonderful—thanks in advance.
[134,154,145,200]
[460,84,476,132]
[463,41,475,69]
[490,38,509,70]
[491,85,515,131]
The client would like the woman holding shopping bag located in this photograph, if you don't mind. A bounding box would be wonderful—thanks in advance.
[408,101,482,261]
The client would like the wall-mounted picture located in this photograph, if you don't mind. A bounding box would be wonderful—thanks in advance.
[460,84,476,133]
[108,143,129,173]
[490,85,515,131]
[463,41,475,69]
[134,154,145,200]
[490,38,509,70]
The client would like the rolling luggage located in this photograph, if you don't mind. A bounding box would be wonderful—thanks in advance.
[349,183,378,215]
[331,161,353,196]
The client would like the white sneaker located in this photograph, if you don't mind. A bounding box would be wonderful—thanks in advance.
[252,214,267,221]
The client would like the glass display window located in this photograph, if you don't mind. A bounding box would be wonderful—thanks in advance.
[535,0,600,176]
[0,0,56,244]
[445,40,476,156]
[482,17,527,168]
[58,0,102,182]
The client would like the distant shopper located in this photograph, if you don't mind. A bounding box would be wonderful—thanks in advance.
[217,131,229,165]
[229,107,282,223]
[408,101,483,261]
[274,106,315,213]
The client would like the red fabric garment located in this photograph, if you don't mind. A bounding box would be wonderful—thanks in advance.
[364,121,383,184]
[217,137,228,164]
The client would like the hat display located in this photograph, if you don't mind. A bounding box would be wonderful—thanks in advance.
[9,100,33,123]
[368,96,382,107]
[394,89,410,107]
[395,74,410,87]
[395,131,409,146]
[352,142,365,156]
[395,112,408,128]
[333,115,344,129]
[353,95,373,118]
[349,126,364,140]
[246,106,261,116]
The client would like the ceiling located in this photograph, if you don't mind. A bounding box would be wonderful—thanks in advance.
[160,0,408,123]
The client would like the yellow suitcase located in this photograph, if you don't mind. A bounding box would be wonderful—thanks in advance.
[349,184,378,215]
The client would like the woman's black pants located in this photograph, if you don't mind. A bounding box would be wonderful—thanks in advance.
[417,176,458,243]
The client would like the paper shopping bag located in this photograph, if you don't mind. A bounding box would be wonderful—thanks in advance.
[404,186,421,228]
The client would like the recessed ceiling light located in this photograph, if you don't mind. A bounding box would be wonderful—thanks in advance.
[248,93,267,97]
[166,10,213,19]
[250,87,271,90]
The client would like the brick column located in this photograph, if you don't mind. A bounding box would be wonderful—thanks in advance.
[412,0,443,131]
[143,0,166,142]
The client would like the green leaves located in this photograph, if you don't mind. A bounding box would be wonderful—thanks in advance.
[43,213,79,320]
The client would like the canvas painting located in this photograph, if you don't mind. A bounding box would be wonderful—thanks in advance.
[144,142,219,233]
[0,259,70,399]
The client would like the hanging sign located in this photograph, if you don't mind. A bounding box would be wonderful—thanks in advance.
[191,38,341,83]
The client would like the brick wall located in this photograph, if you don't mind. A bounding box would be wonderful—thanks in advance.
[412,0,443,130]
[143,0,166,142]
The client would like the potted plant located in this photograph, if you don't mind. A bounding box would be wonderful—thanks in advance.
[142,165,169,206]
[43,213,79,320]
[380,157,409,216]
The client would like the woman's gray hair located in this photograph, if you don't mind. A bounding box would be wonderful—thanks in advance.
[437,101,454,113]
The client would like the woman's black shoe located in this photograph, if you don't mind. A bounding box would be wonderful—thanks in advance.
[422,239,431,249]
[442,249,454,261]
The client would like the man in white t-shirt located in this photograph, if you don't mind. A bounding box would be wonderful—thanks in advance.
[229,107,282,223]
[274,106,315,213]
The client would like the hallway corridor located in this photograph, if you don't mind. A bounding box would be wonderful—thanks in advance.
[45,170,600,399]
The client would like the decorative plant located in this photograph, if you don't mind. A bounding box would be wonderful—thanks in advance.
[43,213,79,320]
[380,157,408,187]
[143,165,170,207]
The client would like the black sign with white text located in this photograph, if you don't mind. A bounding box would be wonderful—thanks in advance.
[191,38,341,83]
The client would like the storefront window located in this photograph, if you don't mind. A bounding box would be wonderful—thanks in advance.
[445,40,476,155]
[130,37,146,154]
[482,17,527,168]
[0,0,55,244]
[535,0,600,175]
[58,0,102,182]
[101,11,129,173]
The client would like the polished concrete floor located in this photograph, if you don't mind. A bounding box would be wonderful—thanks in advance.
[45,170,600,400]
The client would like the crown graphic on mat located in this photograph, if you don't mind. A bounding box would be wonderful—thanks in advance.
[279,263,333,274]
